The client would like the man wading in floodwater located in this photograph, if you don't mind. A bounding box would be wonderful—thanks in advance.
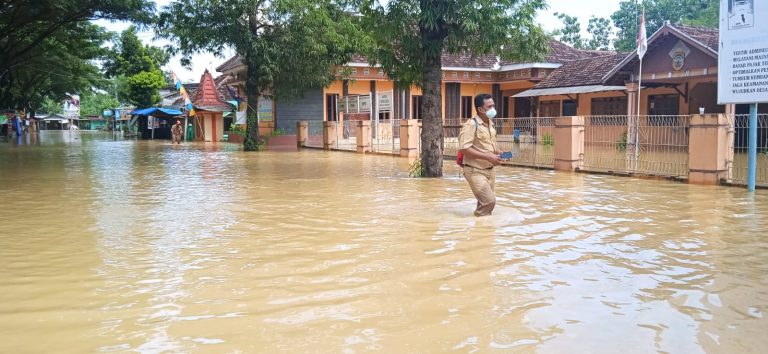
[172,119,183,144]
[458,94,503,216]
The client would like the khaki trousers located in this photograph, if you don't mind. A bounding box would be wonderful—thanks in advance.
[463,165,496,216]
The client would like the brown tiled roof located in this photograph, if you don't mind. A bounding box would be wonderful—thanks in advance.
[215,55,244,72]
[215,39,620,75]
[534,52,629,89]
[673,24,718,53]
[173,74,236,106]
[500,40,610,66]
[441,52,497,68]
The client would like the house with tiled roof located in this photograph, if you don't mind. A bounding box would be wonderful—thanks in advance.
[511,22,765,117]
[189,70,236,142]
[215,39,607,133]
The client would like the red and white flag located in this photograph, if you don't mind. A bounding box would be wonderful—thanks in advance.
[637,10,648,60]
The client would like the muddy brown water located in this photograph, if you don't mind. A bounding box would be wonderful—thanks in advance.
[1,131,766,353]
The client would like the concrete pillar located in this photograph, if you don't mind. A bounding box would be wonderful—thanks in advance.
[356,120,371,153]
[689,114,730,185]
[553,116,584,171]
[297,121,308,148]
[323,121,337,150]
[399,119,420,158]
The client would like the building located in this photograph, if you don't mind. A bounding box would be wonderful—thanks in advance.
[514,23,768,116]
[215,40,609,134]
[216,23,767,134]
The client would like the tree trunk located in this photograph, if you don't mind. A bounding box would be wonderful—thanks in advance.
[419,47,444,177]
[244,52,261,151]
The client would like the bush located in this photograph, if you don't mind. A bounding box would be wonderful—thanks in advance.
[617,131,628,151]
[542,132,554,146]
[408,158,424,178]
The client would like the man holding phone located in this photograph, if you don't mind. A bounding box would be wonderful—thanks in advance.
[458,94,503,217]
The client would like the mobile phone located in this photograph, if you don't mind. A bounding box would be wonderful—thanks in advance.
[499,151,514,160]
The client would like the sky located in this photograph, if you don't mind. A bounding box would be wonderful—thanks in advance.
[95,0,621,83]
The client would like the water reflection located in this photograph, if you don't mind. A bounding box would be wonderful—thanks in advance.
[0,132,766,353]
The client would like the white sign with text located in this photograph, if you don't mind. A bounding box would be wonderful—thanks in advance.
[718,0,768,104]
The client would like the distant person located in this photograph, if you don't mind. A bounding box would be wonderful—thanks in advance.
[458,93,502,217]
[172,119,184,144]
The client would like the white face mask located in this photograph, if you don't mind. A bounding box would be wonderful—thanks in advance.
[484,108,497,119]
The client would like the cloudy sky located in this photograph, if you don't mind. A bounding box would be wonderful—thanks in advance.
[95,0,621,82]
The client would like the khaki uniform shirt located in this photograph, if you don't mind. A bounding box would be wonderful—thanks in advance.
[458,117,497,169]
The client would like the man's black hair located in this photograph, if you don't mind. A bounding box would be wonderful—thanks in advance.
[474,93,493,109]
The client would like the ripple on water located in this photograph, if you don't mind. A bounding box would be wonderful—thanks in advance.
[0,133,767,353]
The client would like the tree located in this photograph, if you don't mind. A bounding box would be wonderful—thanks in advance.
[38,97,63,115]
[104,27,169,107]
[553,14,613,51]
[553,12,584,49]
[361,0,548,177]
[611,0,718,52]
[586,17,613,51]
[158,0,368,151]
[79,92,120,117]
[0,21,109,118]
[0,0,154,78]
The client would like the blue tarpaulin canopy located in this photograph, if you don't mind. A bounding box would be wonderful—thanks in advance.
[131,107,182,116]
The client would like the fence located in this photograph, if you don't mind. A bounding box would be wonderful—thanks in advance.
[495,117,555,167]
[443,117,555,168]
[334,119,357,151]
[730,114,768,186]
[582,115,690,177]
[371,119,401,154]
[306,121,323,148]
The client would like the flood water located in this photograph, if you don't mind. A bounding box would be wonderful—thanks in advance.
[1,131,767,353]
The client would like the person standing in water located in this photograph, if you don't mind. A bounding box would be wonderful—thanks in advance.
[458,94,502,217]
[171,119,184,144]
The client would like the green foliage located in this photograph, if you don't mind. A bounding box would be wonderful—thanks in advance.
[617,131,628,151]
[553,14,613,51]
[361,0,548,177]
[0,21,111,113]
[408,158,424,178]
[104,27,169,107]
[553,13,584,49]
[611,0,718,52]
[229,122,246,133]
[361,0,549,89]
[0,0,155,78]
[586,17,613,51]
[79,92,120,117]
[38,97,63,115]
[266,128,286,137]
[126,70,166,107]
[158,0,368,151]
[542,132,554,146]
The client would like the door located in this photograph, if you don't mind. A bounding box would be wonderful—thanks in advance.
[514,97,532,117]
[648,95,679,115]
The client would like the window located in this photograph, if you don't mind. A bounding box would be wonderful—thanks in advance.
[351,68,357,75]
[475,73,480,79]
[461,96,473,118]
[486,73,492,79]
[412,95,423,120]
[648,94,680,126]
[463,72,469,79]
[540,100,561,117]
[363,68,370,75]
[378,69,384,76]
[452,72,458,78]
[591,97,628,116]
[562,100,577,116]
[326,94,339,121]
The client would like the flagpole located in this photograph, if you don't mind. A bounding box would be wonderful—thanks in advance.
[636,56,642,163]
